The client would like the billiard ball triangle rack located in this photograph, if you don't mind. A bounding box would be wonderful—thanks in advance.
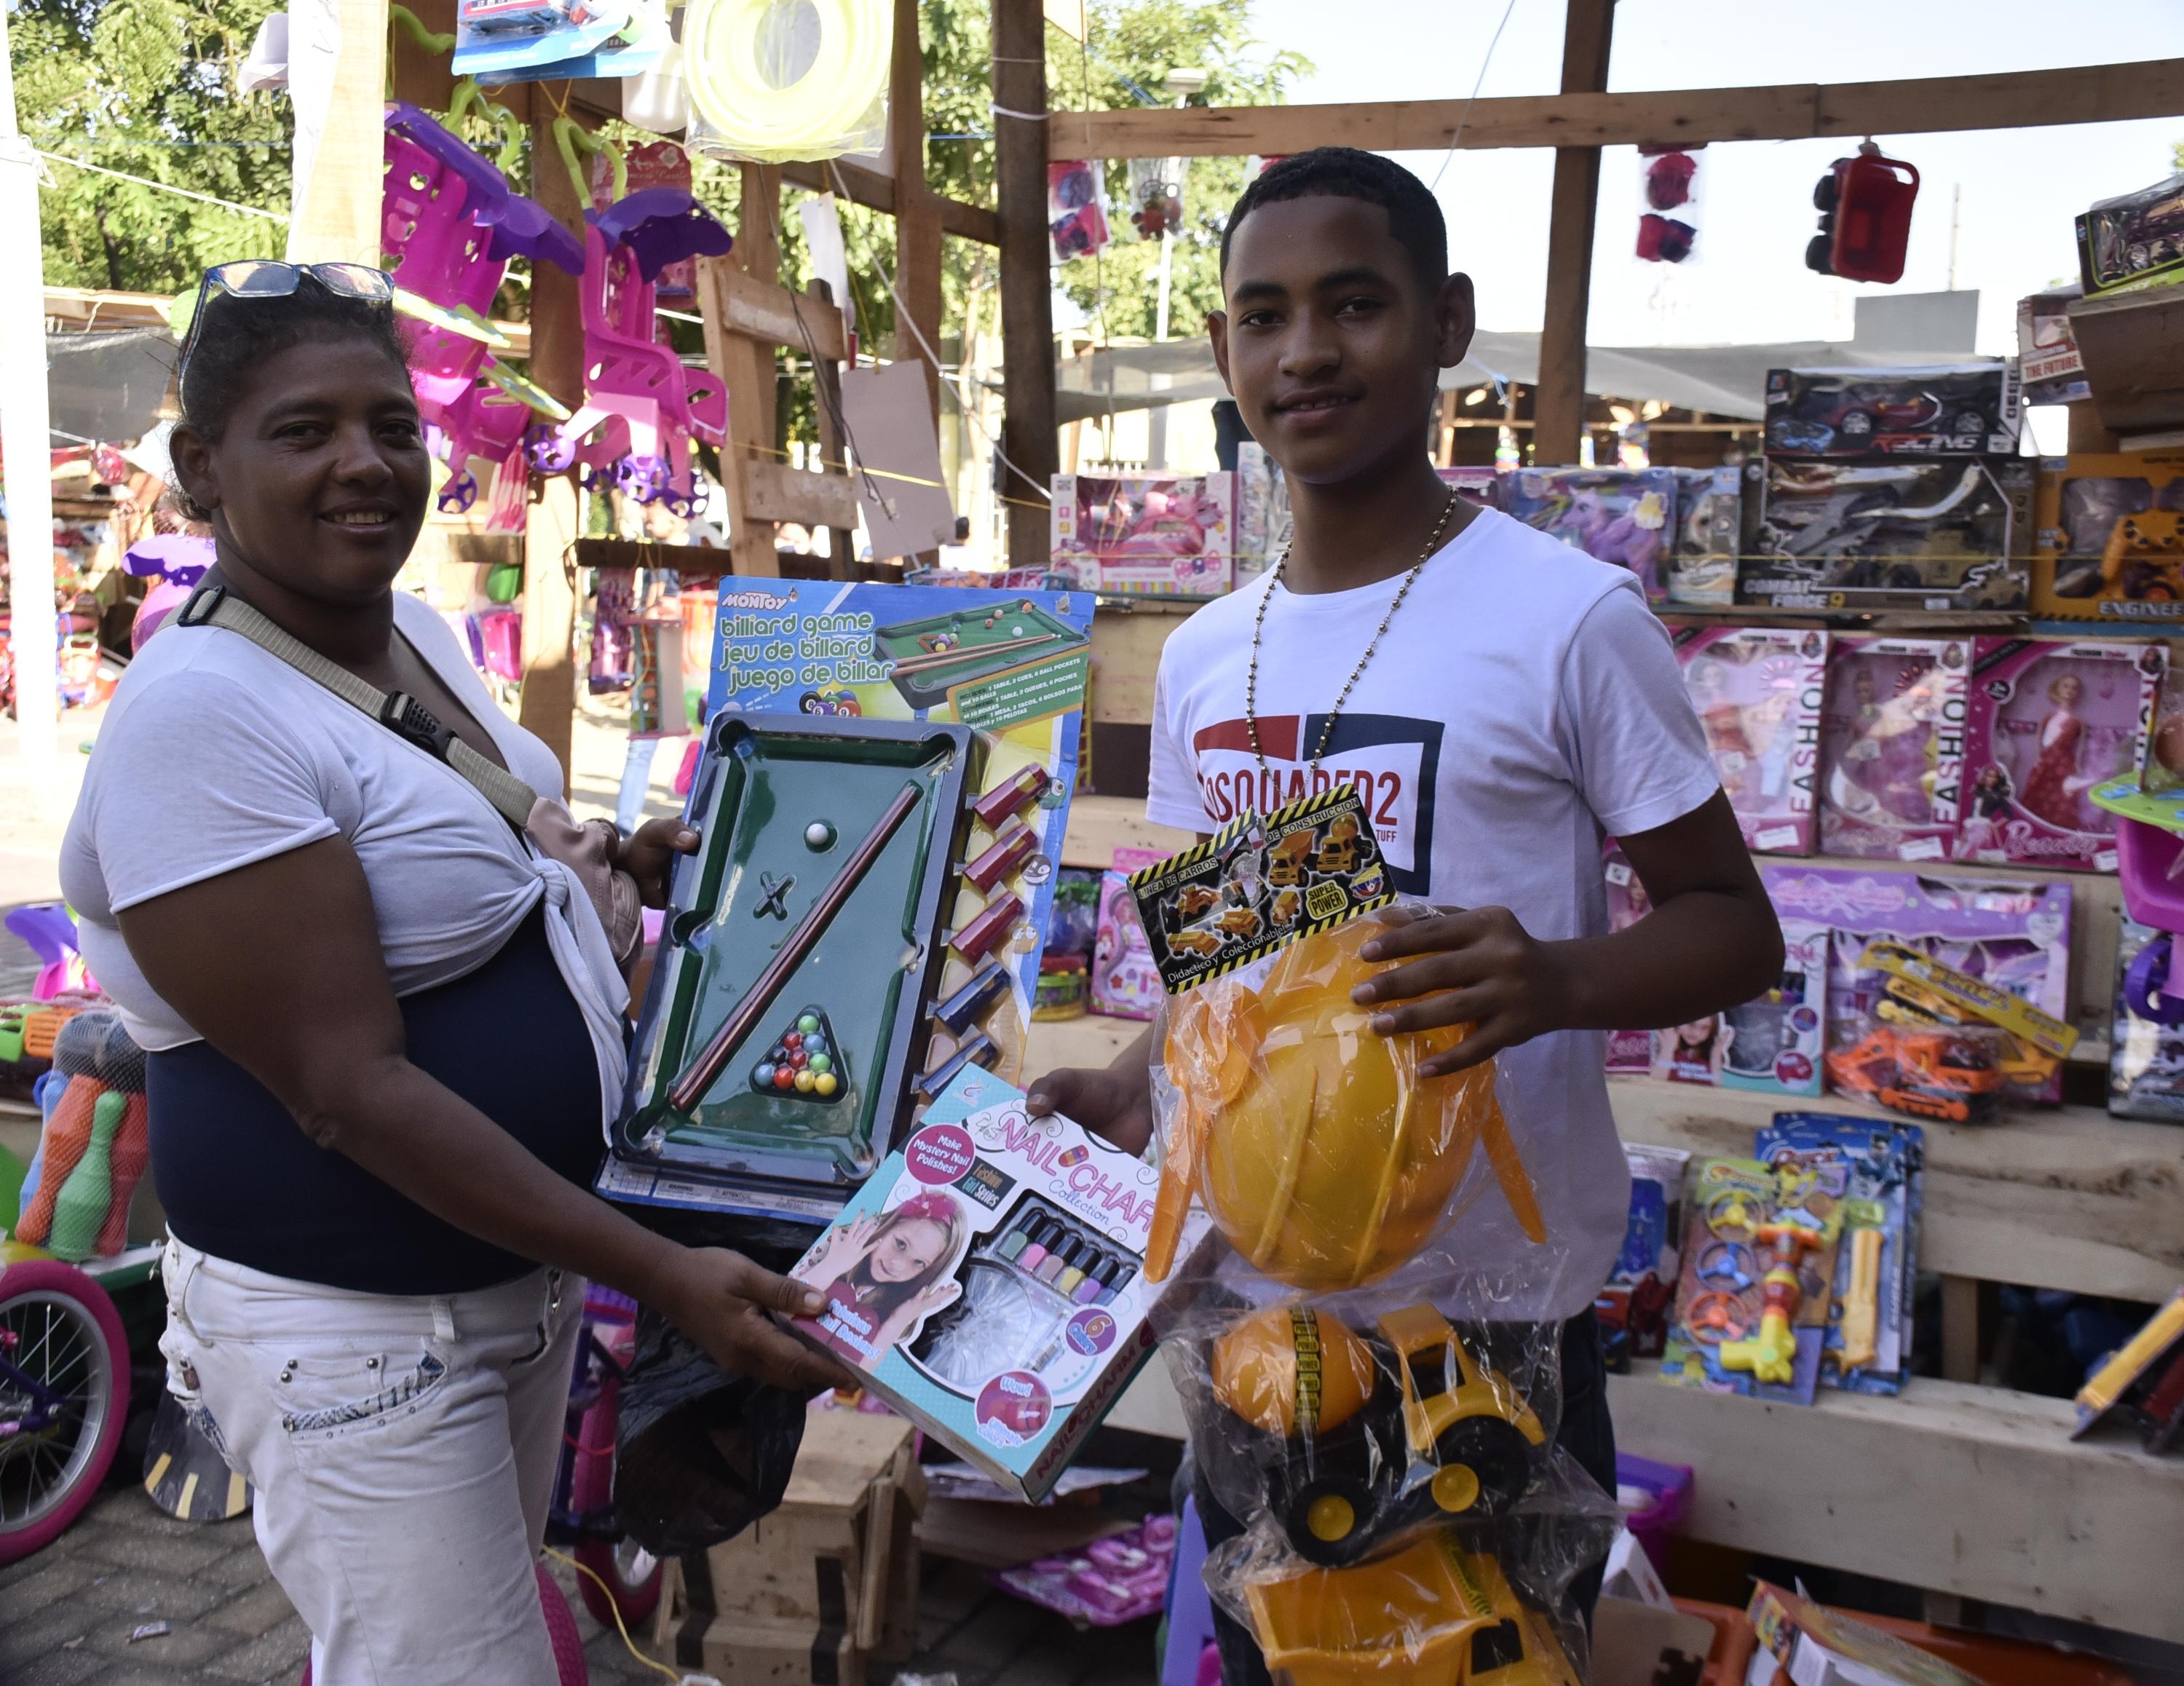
[605,713,1064,1229]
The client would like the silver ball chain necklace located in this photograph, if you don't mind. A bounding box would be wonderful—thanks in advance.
[1244,492,1462,789]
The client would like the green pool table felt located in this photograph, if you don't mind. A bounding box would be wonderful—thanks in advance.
[871,600,1088,710]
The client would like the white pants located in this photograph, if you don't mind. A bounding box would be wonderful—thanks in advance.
[160,1238,584,1685]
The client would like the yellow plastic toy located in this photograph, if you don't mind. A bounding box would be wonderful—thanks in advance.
[1147,919,1545,1290]
[1243,1528,1580,1686]
[1837,1225,1884,1372]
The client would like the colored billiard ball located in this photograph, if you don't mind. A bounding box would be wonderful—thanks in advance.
[784,1031,802,1050]
[796,1013,820,1034]
[809,1053,832,1075]
[791,1048,809,1069]
[795,1069,816,1093]
[752,1063,775,1091]
[772,1066,796,1090]
[804,822,834,850]
[815,1072,839,1096]
[804,1034,828,1058]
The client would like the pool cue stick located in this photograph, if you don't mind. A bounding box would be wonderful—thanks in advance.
[667,780,925,1113]
[885,633,1065,677]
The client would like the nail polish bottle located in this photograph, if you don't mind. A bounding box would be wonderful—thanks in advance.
[995,1214,1036,1262]
[1098,1262,1131,1304]
[1016,1219,1055,1273]
[1058,1246,1094,1297]
[1035,1237,1080,1286]
[1070,1254,1108,1304]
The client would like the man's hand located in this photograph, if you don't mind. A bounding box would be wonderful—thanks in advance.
[1027,1051,1155,1156]
[617,818,701,908]
[1352,904,1576,1078]
[654,1246,854,1393]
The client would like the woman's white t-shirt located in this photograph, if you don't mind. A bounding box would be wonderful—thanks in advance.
[60,590,629,1121]
[1147,510,1722,1321]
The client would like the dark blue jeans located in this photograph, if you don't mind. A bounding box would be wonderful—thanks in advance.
[1195,1307,1615,1686]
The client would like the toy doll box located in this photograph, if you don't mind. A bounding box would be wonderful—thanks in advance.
[1050,472,1236,598]
[1816,636,1971,863]
[1954,637,2167,874]
[1501,465,1677,606]
[2030,451,2184,622]
[1672,625,1829,855]
[784,1065,1209,1503]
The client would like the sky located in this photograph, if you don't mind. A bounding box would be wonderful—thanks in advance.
[1238,0,2184,358]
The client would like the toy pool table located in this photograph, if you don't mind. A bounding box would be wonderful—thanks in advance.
[871,599,1090,712]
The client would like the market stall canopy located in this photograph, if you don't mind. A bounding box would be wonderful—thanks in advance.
[49,328,175,448]
[1055,332,1990,424]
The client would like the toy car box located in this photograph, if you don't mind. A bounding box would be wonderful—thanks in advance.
[2076,171,2184,298]
[1954,637,2167,873]
[1737,457,2032,613]
[1673,625,1829,854]
[1815,636,1970,863]
[783,1064,1208,1501]
[2030,450,2184,622]
[1051,472,1235,598]
[1762,363,2021,459]
[1502,465,1677,605]
[1665,464,1741,607]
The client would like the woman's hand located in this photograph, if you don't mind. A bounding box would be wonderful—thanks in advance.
[617,818,701,909]
[654,1247,855,1393]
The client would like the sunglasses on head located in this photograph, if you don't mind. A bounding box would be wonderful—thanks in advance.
[177,261,395,379]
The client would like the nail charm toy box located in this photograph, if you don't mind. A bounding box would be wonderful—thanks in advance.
[785,1064,1209,1502]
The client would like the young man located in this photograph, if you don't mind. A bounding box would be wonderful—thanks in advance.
[1027,149,1782,1677]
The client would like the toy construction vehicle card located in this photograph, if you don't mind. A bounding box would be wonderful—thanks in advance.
[1128,786,1393,994]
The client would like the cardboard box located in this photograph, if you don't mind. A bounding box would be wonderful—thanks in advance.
[1738,458,2031,613]
[784,1065,1206,1501]
[2030,450,2184,622]
[1673,625,1829,854]
[1763,363,2021,458]
[1051,471,1235,597]
[2018,286,2091,405]
[1502,464,1678,605]
[1815,636,1971,863]
[2076,172,2184,298]
[1666,463,1742,606]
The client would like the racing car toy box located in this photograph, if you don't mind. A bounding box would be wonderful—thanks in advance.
[1763,363,2021,459]
[2030,450,2184,623]
[1736,456,2033,613]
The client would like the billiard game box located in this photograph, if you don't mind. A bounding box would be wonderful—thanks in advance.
[598,581,1093,1230]
[780,1064,1211,1503]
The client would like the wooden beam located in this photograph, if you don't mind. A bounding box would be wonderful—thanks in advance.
[705,265,848,362]
[285,0,388,267]
[517,103,587,781]
[700,168,788,579]
[780,159,1002,248]
[992,0,1059,574]
[889,0,944,421]
[1048,56,2184,159]
[742,459,860,530]
[388,0,457,114]
[807,279,861,577]
[1533,0,1613,470]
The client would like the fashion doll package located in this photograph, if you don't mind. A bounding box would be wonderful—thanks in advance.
[1954,637,2167,873]
[1125,787,1615,1684]
[1673,625,1829,855]
[1816,635,1971,863]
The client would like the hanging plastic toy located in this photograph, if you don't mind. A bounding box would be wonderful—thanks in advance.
[522,123,732,515]
[123,534,214,652]
[683,0,891,164]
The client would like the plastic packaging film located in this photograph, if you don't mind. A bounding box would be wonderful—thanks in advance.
[1139,906,1613,1679]
[684,0,890,165]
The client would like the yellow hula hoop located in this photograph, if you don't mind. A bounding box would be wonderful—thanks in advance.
[684,0,893,159]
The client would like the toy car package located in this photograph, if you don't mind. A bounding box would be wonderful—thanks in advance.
[2076,171,2184,298]
[2030,449,2184,622]
[1051,472,1235,598]
[1502,465,1677,605]
[1815,636,1970,863]
[1762,363,2021,458]
[1954,637,2167,873]
[2110,913,2184,1122]
[1674,625,1828,854]
[1762,862,2073,1107]
[1738,458,2032,613]
[1665,464,1741,606]
[1754,1114,1924,1396]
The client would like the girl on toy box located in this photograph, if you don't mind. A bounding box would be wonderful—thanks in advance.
[802,1193,969,1361]
[1027,151,1783,1682]
[59,265,846,1686]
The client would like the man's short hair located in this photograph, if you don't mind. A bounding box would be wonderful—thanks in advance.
[1219,147,1448,293]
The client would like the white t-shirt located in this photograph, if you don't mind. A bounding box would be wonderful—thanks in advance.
[60,590,630,1123]
[1147,508,1720,1319]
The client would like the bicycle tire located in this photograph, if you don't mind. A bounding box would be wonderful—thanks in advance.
[569,1383,661,1628]
[0,1257,131,1565]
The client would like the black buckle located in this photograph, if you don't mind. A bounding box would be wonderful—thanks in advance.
[175,585,226,628]
[379,692,455,760]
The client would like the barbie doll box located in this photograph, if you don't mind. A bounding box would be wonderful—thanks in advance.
[1051,472,1236,598]
[785,1064,1208,1501]
[1954,637,2167,873]
[1672,625,1829,855]
[1816,636,1971,863]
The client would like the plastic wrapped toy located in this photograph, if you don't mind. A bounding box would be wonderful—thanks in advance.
[1050,472,1235,597]
[1674,625,1828,855]
[1816,636,1969,862]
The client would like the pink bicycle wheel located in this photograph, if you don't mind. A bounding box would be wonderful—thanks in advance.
[0,1258,130,1566]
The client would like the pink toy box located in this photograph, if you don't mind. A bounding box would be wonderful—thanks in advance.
[1090,848,1163,1020]
[1817,636,1971,863]
[1051,472,1235,597]
[1674,625,1829,855]
[1954,636,2167,874]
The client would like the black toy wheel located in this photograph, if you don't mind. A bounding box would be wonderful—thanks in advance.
[1431,1416,1534,1519]
[1813,173,1840,213]
[1805,234,1835,275]
[1279,1471,1380,1567]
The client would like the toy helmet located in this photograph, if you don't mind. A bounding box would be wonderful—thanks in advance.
[1164,919,1541,1292]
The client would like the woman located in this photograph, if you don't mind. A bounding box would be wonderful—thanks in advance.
[60,266,842,1683]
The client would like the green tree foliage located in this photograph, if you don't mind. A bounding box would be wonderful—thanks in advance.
[15,0,290,296]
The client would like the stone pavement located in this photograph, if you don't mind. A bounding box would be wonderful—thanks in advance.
[0,1484,1162,1686]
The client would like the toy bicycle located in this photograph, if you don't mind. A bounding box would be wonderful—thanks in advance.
[546,1283,662,1630]
[0,1246,132,1565]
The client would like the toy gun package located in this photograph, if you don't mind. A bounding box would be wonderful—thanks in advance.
[1126,789,1616,1683]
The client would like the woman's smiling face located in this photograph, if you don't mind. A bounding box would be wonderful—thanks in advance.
[871,1217,948,1283]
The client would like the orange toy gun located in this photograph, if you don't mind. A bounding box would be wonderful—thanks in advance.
[1720,1223,1829,1386]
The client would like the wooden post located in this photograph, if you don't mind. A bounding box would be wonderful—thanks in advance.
[700,166,786,578]
[518,100,586,780]
[1532,0,1615,469]
[810,279,860,577]
[992,0,1059,572]
[285,0,389,266]
[889,0,944,417]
